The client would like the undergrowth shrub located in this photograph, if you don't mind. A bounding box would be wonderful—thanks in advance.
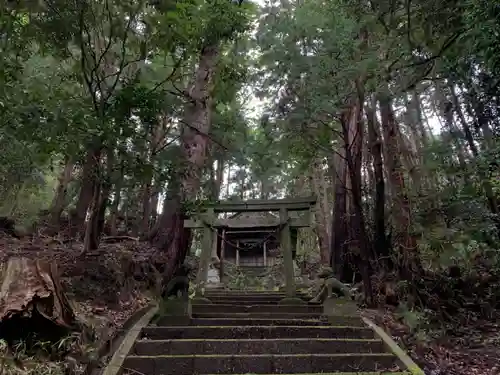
[0,335,94,375]
[389,184,500,334]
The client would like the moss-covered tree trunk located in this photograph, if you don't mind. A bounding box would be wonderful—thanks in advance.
[379,87,421,282]
[341,82,373,303]
[73,146,101,236]
[49,156,74,226]
[311,156,331,264]
[150,44,220,283]
[330,148,348,280]
[366,98,389,266]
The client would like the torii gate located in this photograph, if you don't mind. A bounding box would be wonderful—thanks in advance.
[185,196,317,299]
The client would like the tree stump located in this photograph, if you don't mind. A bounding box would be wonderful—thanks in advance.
[0,257,78,347]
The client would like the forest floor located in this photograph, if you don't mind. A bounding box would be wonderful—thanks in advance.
[0,233,155,374]
[0,232,499,375]
[364,309,500,375]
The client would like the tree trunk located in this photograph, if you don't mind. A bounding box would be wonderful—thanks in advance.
[408,90,438,193]
[378,88,420,282]
[215,157,224,200]
[366,98,389,265]
[83,170,101,252]
[140,179,153,235]
[0,257,77,345]
[330,83,366,285]
[330,148,349,280]
[107,178,122,236]
[401,131,424,191]
[209,155,224,261]
[141,115,167,235]
[450,84,499,218]
[73,146,101,236]
[96,148,114,238]
[148,182,191,286]
[150,179,164,225]
[49,157,74,226]
[434,83,470,180]
[83,145,114,253]
[310,157,331,264]
[466,82,495,151]
[150,44,220,283]
[180,44,219,200]
[410,90,429,148]
[341,82,373,303]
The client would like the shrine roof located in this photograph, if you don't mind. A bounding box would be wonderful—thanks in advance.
[214,211,302,229]
[218,211,280,228]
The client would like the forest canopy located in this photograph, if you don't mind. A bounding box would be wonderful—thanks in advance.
[0,0,499,343]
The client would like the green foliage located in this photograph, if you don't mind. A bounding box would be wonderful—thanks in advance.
[0,0,257,225]
[463,0,500,76]
[153,0,255,52]
[395,302,426,333]
[0,0,498,349]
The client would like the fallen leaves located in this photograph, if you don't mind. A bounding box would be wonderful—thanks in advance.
[363,308,500,375]
[0,234,153,369]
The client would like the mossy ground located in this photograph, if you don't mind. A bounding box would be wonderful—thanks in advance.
[277,297,307,305]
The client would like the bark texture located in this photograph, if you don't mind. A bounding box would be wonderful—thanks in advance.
[379,89,420,280]
[49,157,74,226]
[150,44,220,284]
[0,257,77,328]
[366,99,389,265]
[310,157,331,264]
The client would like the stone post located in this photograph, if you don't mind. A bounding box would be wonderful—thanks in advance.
[236,241,240,266]
[279,207,296,298]
[220,229,225,282]
[263,241,267,267]
[195,208,214,300]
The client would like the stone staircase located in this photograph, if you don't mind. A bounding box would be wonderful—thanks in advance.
[237,266,268,288]
[121,291,411,374]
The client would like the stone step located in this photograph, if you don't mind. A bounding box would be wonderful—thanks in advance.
[159,317,330,326]
[202,296,312,302]
[203,291,309,297]
[191,304,323,314]
[199,373,411,375]
[141,325,375,340]
[239,267,267,274]
[157,312,324,324]
[201,296,312,302]
[204,297,316,304]
[132,338,386,355]
[189,315,364,326]
[203,299,314,305]
[122,353,399,374]
[192,312,323,320]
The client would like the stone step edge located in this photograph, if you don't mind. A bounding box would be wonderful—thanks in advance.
[202,293,310,296]
[202,296,311,298]
[202,296,311,299]
[126,353,395,359]
[188,315,326,320]
[190,313,357,318]
[192,315,325,318]
[200,374,410,375]
[145,325,369,329]
[102,305,159,375]
[189,317,326,321]
[200,372,411,375]
[191,303,317,306]
[136,338,382,343]
[200,300,321,304]
[362,317,423,375]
